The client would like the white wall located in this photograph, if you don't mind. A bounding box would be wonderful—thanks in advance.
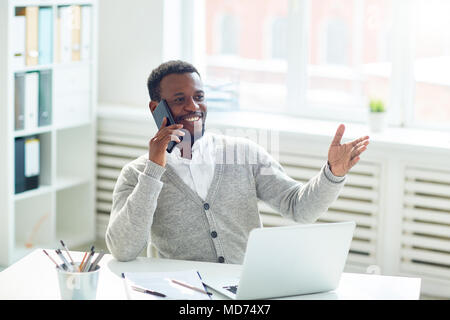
[98,0,164,107]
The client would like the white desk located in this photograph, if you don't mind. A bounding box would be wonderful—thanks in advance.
[0,249,421,300]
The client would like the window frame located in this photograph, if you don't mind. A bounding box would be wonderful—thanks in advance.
[177,0,450,131]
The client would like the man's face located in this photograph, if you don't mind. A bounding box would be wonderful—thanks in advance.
[157,72,207,142]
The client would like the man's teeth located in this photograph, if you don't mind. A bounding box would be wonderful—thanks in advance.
[184,116,200,122]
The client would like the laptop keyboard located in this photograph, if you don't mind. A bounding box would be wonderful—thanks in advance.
[223,285,238,294]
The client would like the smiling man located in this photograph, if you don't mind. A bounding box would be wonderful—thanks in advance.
[146,62,207,162]
[105,60,370,264]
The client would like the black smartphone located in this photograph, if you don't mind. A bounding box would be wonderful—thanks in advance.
[151,99,182,153]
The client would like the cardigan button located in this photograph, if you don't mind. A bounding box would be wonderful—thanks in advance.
[218,256,225,263]
[203,203,210,210]
[211,231,217,238]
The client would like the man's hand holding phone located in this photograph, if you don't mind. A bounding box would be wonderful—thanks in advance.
[148,117,185,167]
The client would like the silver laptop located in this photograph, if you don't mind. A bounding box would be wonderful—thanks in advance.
[202,221,355,299]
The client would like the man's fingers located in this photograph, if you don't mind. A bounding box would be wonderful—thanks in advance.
[166,123,184,129]
[351,144,367,159]
[172,129,185,137]
[351,139,369,153]
[165,134,181,144]
[154,128,185,142]
[331,124,345,146]
[351,135,370,147]
[154,133,181,145]
[157,125,184,139]
[160,124,184,133]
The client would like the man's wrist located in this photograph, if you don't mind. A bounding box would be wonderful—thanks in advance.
[325,162,346,183]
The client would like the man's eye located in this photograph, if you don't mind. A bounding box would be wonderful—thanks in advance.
[195,95,204,101]
[174,97,185,104]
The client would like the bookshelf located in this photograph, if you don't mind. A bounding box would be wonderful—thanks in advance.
[0,0,98,267]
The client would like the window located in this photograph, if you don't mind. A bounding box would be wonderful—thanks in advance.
[306,0,393,122]
[270,17,288,60]
[204,0,289,113]
[324,18,349,65]
[410,0,450,127]
[219,14,239,55]
[189,0,450,130]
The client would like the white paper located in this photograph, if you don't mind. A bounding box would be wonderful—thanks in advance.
[25,138,40,177]
[123,270,210,300]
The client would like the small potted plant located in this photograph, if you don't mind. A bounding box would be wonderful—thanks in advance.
[368,98,386,133]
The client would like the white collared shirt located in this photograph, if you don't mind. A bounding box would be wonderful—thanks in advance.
[166,132,216,201]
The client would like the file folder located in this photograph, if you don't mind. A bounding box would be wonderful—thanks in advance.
[24,72,39,130]
[80,6,91,60]
[38,7,53,65]
[12,15,26,69]
[15,136,40,194]
[55,10,61,62]
[25,7,39,66]
[14,73,26,131]
[38,70,52,127]
[15,137,26,194]
[72,6,81,61]
[59,6,73,63]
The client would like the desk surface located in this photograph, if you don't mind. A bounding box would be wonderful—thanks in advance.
[0,249,421,300]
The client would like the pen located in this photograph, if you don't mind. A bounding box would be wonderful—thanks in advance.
[196,271,213,298]
[60,240,75,265]
[169,278,211,296]
[81,246,95,272]
[55,249,74,272]
[42,249,63,270]
[88,251,105,272]
[131,285,166,298]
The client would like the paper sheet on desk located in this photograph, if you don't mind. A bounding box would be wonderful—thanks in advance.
[123,270,211,300]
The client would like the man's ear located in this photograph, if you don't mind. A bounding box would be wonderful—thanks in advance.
[149,101,158,113]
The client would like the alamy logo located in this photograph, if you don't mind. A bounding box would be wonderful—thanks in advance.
[366,265,381,275]
[66,274,81,290]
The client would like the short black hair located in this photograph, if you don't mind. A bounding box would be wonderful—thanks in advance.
[147,60,200,101]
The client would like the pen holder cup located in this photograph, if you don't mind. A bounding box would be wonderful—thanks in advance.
[56,263,100,300]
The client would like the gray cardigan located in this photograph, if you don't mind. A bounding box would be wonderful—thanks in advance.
[105,134,346,264]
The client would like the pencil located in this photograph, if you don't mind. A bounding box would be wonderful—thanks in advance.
[81,248,95,272]
[60,240,74,264]
[55,249,74,272]
[78,251,88,272]
[42,249,63,270]
[170,278,211,296]
[79,245,95,272]
[88,251,105,272]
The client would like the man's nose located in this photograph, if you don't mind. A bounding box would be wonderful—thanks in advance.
[184,97,200,112]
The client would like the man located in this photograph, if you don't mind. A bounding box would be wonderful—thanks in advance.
[106,60,369,264]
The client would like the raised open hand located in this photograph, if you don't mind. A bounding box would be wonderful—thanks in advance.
[328,124,369,177]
